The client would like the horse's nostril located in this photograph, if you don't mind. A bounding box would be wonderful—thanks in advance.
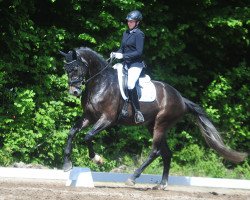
[69,87,81,96]
[73,90,79,96]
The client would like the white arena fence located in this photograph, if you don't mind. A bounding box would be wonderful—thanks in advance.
[0,167,249,189]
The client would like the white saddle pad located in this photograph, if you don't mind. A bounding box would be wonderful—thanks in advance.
[113,63,156,102]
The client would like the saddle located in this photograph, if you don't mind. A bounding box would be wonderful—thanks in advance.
[113,63,156,102]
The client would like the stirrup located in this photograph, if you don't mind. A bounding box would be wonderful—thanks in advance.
[134,111,144,124]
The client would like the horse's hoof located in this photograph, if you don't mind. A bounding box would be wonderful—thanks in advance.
[152,184,168,190]
[63,161,73,172]
[125,178,135,186]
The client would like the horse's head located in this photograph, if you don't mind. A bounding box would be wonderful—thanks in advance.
[60,49,88,96]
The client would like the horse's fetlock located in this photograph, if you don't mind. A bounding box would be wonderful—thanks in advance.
[92,154,103,165]
[64,149,71,156]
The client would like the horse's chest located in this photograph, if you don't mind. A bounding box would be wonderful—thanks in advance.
[85,102,101,120]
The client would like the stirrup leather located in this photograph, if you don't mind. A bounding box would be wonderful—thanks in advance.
[120,100,129,118]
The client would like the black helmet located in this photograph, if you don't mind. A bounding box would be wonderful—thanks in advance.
[126,10,142,21]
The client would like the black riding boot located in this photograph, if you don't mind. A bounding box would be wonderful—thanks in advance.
[128,88,144,123]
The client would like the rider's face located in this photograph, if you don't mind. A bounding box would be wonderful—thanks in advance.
[127,20,137,30]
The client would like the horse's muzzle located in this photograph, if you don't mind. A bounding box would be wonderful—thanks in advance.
[69,86,82,97]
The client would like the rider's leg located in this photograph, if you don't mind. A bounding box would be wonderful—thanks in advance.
[128,88,144,123]
[127,66,144,123]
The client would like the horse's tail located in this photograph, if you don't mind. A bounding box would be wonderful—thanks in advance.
[183,97,247,163]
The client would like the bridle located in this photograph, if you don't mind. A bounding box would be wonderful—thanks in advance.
[64,58,87,85]
[64,55,115,86]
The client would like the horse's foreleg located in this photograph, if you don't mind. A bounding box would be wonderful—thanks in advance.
[84,116,112,165]
[84,116,112,141]
[63,116,90,171]
[86,141,104,165]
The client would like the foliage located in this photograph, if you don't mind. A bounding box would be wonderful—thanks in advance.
[0,0,249,179]
[202,62,250,153]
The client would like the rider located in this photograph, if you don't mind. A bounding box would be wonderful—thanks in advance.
[111,10,145,123]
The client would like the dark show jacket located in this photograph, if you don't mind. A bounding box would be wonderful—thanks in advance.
[117,28,145,68]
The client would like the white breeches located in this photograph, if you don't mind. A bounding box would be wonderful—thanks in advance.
[127,66,143,90]
[112,63,143,90]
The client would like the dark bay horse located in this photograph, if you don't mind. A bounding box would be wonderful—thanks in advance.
[60,47,247,189]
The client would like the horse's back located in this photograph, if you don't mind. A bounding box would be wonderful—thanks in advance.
[152,80,187,119]
[153,80,184,101]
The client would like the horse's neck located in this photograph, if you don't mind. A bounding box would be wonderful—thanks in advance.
[81,49,114,85]
[88,63,103,77]
[87,68,116,90]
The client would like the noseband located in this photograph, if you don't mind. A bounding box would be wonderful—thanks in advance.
[64,58,88,85]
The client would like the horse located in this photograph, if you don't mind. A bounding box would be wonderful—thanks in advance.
[59,47,247,189]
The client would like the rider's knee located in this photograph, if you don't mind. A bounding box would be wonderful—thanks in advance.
[127,83,136,90]
[112,63,123,69]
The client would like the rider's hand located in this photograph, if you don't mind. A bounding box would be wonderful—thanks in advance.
[110,52,115,58]
[115,53,123,59]
[110,52,123,59]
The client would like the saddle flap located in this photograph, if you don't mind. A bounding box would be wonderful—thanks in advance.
[113,63,156,102]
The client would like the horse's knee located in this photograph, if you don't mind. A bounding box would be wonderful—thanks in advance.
[69,128,77,137]
[84,133,94,141]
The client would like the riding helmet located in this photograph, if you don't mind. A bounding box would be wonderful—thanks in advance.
[126,10,143,21]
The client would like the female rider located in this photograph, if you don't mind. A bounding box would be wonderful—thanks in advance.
[111,10,145,123]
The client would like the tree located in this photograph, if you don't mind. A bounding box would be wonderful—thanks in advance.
[0,0,249,178]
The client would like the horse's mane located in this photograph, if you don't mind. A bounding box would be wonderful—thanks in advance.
[75,47,108,69]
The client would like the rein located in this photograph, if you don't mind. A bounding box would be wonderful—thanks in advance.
[83,57,115,84]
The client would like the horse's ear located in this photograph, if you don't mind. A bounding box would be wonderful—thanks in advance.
[59,50,68,57]
[72,50,77,60]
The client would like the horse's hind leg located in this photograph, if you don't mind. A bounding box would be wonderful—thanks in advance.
[153,137,172,190]
[125,126,163,186]
[125,148,160,186]
[63,116,90,171]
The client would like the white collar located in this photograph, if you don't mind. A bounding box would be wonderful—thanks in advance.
[129,28,138,33]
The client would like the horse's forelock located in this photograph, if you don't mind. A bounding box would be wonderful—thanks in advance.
[72,50,77,60]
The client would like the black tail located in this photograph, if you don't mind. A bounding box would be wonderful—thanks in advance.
[183,97,247,163]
